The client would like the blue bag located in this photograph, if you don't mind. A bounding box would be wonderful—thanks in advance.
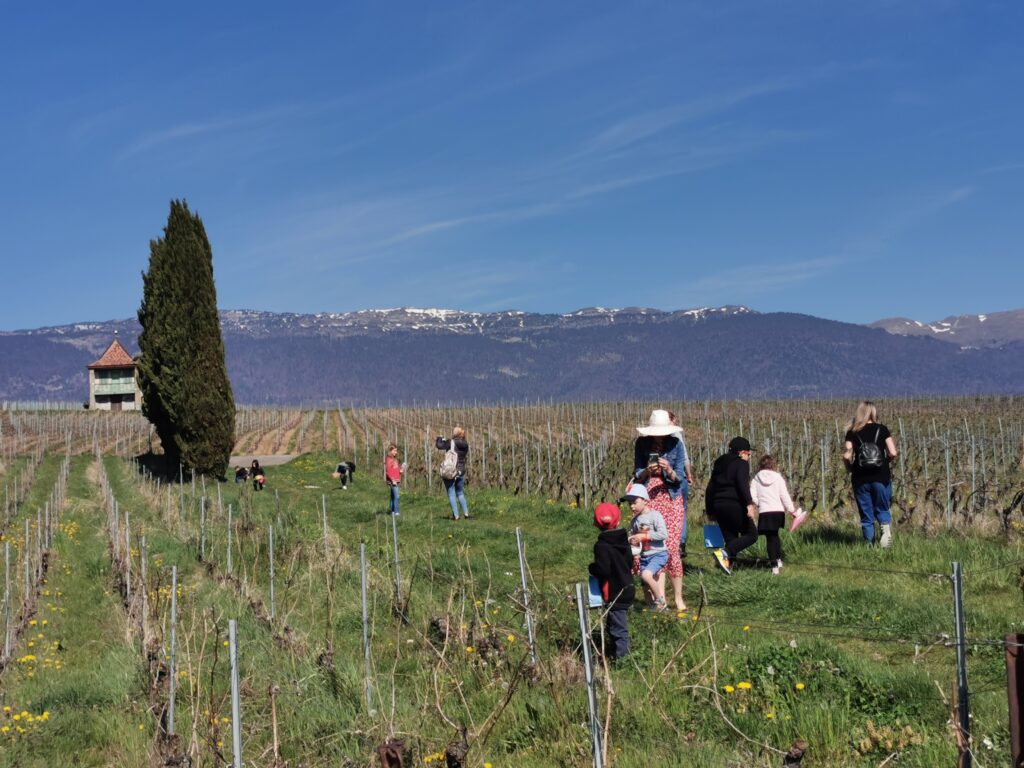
[587,575,605,608]
[703,523,725,549]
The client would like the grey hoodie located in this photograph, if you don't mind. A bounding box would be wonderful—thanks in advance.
[629,509,667,553]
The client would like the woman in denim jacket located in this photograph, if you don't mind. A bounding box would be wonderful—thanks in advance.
[633,409,693,611]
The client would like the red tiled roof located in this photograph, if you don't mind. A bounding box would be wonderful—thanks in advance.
[88,339,137,369]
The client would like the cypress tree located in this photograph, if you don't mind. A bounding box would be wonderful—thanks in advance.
[137,200,236,477]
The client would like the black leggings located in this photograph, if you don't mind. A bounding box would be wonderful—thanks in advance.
[715,501,758,559]
[763,531,782,565]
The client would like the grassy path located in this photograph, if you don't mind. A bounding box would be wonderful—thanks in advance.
[0,457,149,767]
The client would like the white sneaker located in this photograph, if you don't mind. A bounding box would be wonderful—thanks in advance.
[879,524,892,548]
[771,566,781,576]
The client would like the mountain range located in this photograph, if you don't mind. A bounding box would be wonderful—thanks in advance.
[1,306,1022,404]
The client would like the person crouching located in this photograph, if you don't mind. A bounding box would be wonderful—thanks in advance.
[624,484,669,612]
[588,502,635,660]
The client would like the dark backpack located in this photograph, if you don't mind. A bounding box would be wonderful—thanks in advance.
[856,426,885,469]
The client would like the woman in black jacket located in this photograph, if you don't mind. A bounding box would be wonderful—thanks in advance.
[436,427,470,520]
[705,437,757,574]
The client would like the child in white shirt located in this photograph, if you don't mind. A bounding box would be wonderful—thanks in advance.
[749,455,807,575]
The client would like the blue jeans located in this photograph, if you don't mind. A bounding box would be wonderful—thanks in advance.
[606,608,630,660]
[389,484,400,515]
[854,481,892,542]
[444,475,469,518]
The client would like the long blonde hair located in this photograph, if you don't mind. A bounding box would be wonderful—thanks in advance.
[850,401,878,432]
[453,426,466,439]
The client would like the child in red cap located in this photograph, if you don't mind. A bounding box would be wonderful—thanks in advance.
[588,502,636,660]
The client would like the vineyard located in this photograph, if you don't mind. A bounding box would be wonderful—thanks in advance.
[4,398,1023,530]
[0,399,1023,767]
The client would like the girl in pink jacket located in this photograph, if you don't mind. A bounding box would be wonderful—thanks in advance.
[749,455,807,575]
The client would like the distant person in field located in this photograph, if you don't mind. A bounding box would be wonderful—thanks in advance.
[625,484,669,610]
[334,460,355,489]
[234,466,248,484]
[588,502,635,660]
[750,455,807,575]
[251,459,265,491]
[384,444,403,516]
[436,427,470,520]
[705,437,757,575]
[633,409,692,611]
[843,401,898,547]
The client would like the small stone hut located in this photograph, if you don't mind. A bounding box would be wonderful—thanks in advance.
[87,338,142,411]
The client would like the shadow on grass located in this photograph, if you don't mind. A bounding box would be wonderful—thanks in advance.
[796,524,864,546]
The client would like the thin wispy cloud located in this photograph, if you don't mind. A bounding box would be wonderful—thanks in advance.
[117,105,300,159]
[577,61,871,160]
[678,257,848,305]
[977,162,1024,175]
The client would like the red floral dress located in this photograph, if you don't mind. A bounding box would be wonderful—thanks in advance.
[646,475,685,578]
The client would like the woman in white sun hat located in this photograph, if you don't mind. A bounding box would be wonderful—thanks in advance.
[633,409,693,611]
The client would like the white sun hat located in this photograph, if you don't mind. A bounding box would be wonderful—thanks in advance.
[636,409,682,437]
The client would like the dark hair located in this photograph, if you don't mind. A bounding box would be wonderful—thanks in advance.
[758,455,777,471]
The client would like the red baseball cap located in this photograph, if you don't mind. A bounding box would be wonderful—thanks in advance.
[594,502,621,529]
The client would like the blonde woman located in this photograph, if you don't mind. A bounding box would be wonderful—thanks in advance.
[436,427,470,520]
[843,401,898,546]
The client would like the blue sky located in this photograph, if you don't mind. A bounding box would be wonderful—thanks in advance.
[2,1,1022,330]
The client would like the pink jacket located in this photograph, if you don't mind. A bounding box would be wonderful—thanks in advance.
[749,469,795,514]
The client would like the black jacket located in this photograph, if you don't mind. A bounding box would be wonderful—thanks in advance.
[706,452,753,516]
[436,437,469,475]
[588,529,636,609]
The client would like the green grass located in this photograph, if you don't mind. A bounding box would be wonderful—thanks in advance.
[0,457,150,767]
[1,450,1020,767]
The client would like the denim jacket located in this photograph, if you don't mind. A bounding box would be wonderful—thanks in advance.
[634,434,689,501]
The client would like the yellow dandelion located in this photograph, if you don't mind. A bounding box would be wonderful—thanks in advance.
[765,712,774,719]
[795,682,805,691]
[138,723,145,730]
[723,685,735,694]
[507,634,515,643]
[466,646,474,653]
[737,681,752,690]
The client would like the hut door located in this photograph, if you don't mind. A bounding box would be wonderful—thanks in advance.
[111,395,122,412]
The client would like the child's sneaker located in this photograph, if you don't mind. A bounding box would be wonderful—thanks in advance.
[653,598,668,613]
[789,508,809,533]
[713,548,732,575]
[771,565,781,576]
